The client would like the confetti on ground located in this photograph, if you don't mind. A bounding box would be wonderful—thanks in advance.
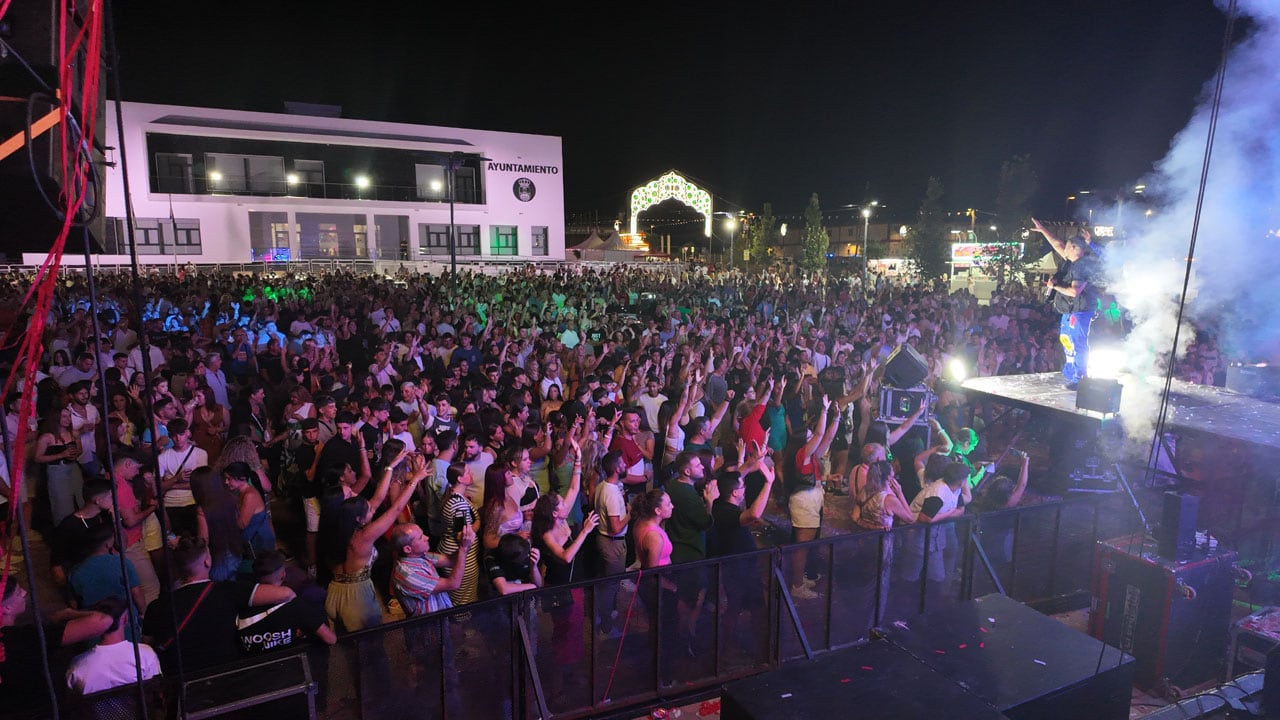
[1033,659,1046,666]
[958,644,967,649]
[979,627,988,633]
[697,700,720,716]
[840,678,851,683]
[988,618,996,623]
[892,620,910,630]
[979,642,985,648]
[861,666,874,671]
[935,650,946,655]
[781,693,793,699]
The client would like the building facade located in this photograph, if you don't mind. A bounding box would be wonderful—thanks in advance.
[100,102,565,264]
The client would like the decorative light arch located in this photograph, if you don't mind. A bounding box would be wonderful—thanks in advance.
[629,170,714,237]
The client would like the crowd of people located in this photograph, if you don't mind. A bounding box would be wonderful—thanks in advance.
[0,257,1219,708]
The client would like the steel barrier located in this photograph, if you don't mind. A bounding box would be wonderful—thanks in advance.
[49,491,1133,720]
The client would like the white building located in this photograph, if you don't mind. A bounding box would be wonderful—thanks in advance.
[95,101,565,265]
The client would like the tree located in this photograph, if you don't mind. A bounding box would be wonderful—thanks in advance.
[800,193,830,272]
[745,203,779,268]
[994,154,1039,241]
[907,177,950,281]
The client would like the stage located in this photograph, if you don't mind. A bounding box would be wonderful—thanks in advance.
[961,372,1280,451]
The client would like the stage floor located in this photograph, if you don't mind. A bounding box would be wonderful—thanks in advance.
[961,372,1280,450]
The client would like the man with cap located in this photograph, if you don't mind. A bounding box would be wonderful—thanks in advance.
[1032,217,1103,390]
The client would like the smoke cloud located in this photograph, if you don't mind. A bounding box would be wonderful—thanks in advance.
[1102,0,1280,442]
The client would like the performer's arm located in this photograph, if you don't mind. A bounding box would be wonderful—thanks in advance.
[1050,280,1088,298]
[1031,218,1068,258]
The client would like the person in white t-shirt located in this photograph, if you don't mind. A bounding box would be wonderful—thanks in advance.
[65,595,161,696]
[156,418,209,538]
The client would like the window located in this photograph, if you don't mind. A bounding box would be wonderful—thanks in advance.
[419,224,451,256]
[418,224,478,256]
[491,226,517,256]
[456,225,479,255]
[154,153,192,194]
[135,220,163,253]
[290,160,325,197]
[414,164,446,200]
[297,213,367,259]
[250,211,291,261]
[172,219,202,254]
[375,215,410,260]
[454,167,479,204]
[531,226,548,256]
[205,153,286,194]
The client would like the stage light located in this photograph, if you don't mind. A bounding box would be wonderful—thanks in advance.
[354,175,371,189]
[286,173,299,184]
[1088,347,1125,380]
[948,358,968,382]
[430,180,443,192]
[208,171,222,182]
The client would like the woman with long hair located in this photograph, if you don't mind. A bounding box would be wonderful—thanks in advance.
[530,433,598,685]
[539,383,564,420]
[320,446,417,632]
[440,462,482,606]
[223,461,277,574]
[34,407,84,526]
[482,463,523,552]
[849,459,915,623]
[190,385,228,462]
[191,466,243,581]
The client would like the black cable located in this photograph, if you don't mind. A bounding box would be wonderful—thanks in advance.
[101,2,192,710]
[82,224,150,719]
[0,402,61,720]
[1142,0,1238,485]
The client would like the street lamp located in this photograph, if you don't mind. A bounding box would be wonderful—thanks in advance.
[860,204,875,296]
[726,217,737,268]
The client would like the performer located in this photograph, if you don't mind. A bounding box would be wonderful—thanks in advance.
[1032,218,1101,390]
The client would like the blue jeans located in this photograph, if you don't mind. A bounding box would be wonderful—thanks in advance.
[1059,311,1093,384]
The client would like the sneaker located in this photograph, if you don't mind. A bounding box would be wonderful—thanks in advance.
[802,574,823,588]
[1064,381,1079,391]
[790,584,820,600]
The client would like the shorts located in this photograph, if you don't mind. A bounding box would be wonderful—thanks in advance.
[303,496,321,533]
[788,485,825,530]
[142,514,163,552]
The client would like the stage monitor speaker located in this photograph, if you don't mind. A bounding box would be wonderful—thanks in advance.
[1091,534,1236,690]
[1158,492,1199,562]
[882,343,928,388]
[1076,377,1122,414]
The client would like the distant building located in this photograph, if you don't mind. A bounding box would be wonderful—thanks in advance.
[96,102,565,264]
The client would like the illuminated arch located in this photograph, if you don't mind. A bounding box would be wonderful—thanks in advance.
[629,170,714,237]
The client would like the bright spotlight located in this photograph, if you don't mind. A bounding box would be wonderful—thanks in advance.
[1088,347,1125,380]
[208,171,223,182]
[430,180,443,192]
[286,173,300,184]
[948,358,968,382]
[354,175,371,189]
[780,223,788,237]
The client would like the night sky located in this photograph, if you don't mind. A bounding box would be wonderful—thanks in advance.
[111,1,1232,222]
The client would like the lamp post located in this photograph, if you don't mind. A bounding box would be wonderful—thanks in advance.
[726,217,737,269]
[860,201,877,296]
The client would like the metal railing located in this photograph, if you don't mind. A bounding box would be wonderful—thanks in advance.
[56,492,1131,720]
